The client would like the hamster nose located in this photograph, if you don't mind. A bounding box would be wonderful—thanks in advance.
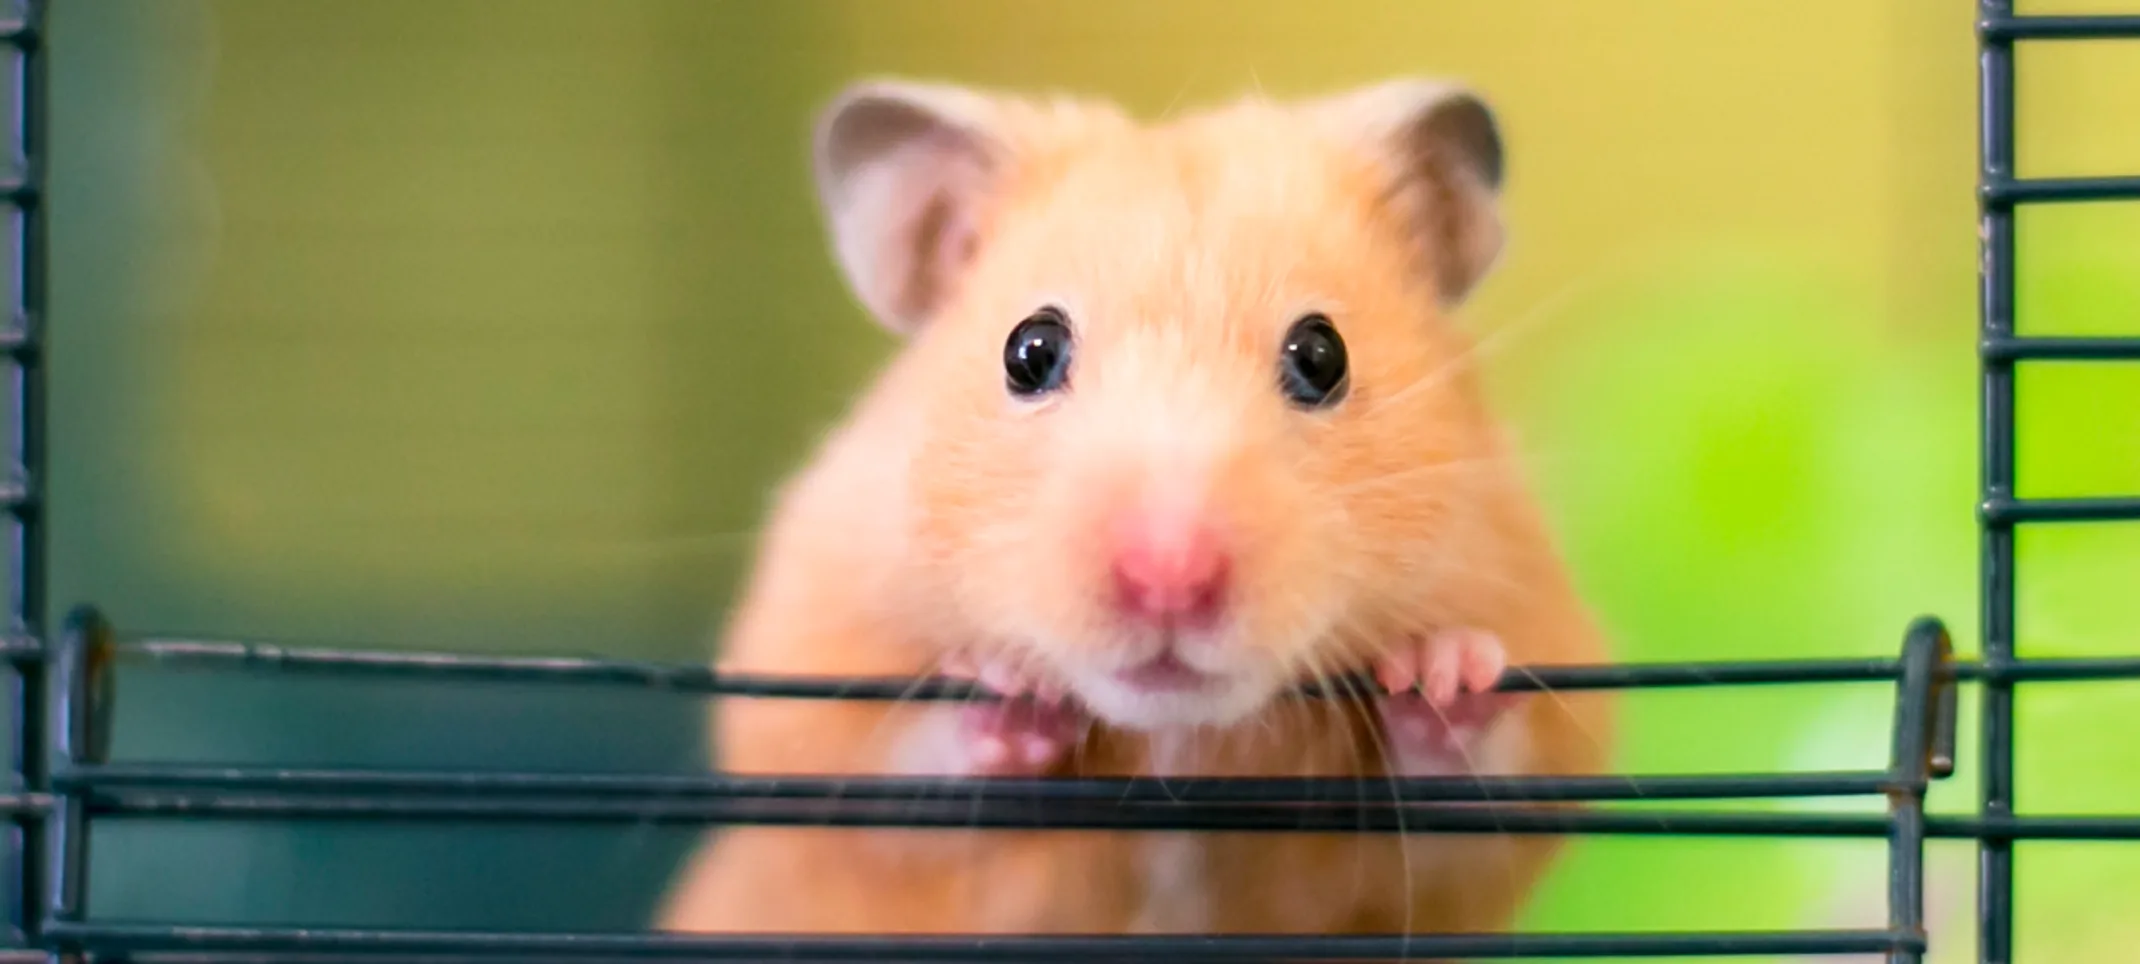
[1109,521,1230,628]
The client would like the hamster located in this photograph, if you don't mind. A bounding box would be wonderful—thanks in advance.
[655,75,1615,944]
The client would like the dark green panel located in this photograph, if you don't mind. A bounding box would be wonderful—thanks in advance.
[47,0,885,930]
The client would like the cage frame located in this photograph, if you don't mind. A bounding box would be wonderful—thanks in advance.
[3,2,2138,961]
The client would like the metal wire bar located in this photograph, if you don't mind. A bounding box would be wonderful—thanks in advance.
[1977,3,2021,962]
[45,608,93,934]
[4,789,2140,841]
[2,4,41,957]
[118,634,1915,697]
[1981,336,2140,362]
[1979,14,2140,41]
[50,763,1925,804]
[1883,619,1947,964]
[2,781,2138,841]
[116,632,2140,699]
[1980,496,2140,525]
[36,795,1920,834]
[40,920,1925,962]
[1981,176,2140,206]
[64,793,2140,841]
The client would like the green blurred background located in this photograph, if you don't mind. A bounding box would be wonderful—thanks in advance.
[37,1,2140,961]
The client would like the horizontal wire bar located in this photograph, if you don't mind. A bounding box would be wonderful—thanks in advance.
[83,958,803,964]
[0,466,30,514]
[85,791,1895,835]
[1973,656,2140,682]
[94,792,1796,834]
[121,635,1921,698]
[116,632,2140,694]
[1961,814,2140,840]
[1981,495,2140,524]
[86,957,1372,964]
[52,790,2140,839]
[0,314,31,358]
[1982,335,2140,362]
[58,762,1913,804]
[1980,14,2140,40]
[43,921,1921,961]
[1983,175,2140,205]
[0,633,38,660]
[0,792,44,816]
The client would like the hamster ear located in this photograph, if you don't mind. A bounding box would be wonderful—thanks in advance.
[812,81,1011,335]
[1309,79,1507,307]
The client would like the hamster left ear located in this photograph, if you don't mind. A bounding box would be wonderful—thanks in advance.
[1310,79,1507,307]
[811,80,1012,336]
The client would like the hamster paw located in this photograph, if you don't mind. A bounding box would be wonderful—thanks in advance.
[1373,628,1518,775]
[939,655,1087,776]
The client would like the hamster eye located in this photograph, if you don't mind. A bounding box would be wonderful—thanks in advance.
[1279,313,1349,408]
[1004,307,1075,397]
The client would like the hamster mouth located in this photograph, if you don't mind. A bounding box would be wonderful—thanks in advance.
[1070,645,1276,731]
[1111,652,1219,693]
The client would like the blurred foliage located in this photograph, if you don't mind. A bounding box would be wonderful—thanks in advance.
[38,1,2140,961]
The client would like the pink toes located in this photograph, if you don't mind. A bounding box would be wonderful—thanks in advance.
[939,654,1086,776]
[1373,628,1519,774]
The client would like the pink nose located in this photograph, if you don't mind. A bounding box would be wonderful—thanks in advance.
[1109,520,1230,628]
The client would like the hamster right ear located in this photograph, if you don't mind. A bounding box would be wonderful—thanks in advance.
[812,81,1012,335]
[1307,79,1508,308]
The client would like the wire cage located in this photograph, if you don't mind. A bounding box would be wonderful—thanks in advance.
[7,2,2140,962]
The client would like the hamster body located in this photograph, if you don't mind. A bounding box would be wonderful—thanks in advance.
[656,77,1615,943]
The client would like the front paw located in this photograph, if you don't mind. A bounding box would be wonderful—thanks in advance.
[940,654,1087,776]
[1373,627,1519,775]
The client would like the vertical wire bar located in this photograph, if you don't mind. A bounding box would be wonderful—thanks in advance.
[1886,619,1949,964]
[4,2,39,954]
[1977,2,2019,962]
[41,609,91,932]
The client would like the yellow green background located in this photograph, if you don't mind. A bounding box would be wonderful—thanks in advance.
[41,1,2140,961]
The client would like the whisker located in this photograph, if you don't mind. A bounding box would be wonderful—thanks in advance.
[1331,655,1418,952]
[828,653,943,792]
[1156,69,1203,121]
[1322,454,1532,501]
[1405,663,1526,934]
[1369,270,1618,417]
[1309,651,1378,929]
[1504,663,1626,793]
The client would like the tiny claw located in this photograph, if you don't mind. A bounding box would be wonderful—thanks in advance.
[1457,631,1507,694]
[1376,646,1423,694]
[1422,649,1461,706]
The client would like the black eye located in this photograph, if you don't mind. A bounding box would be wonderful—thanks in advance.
[1004,307,1074,397]
[1279,313,1349,408]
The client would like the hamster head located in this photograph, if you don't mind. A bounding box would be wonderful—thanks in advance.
[812,78,1514,731]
